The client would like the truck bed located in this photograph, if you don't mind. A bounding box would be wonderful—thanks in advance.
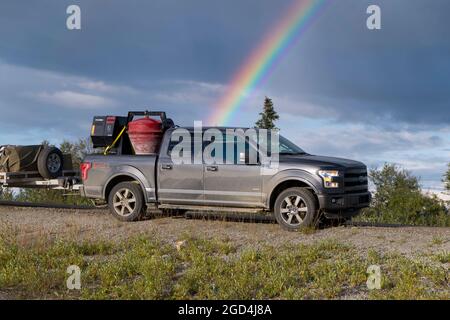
[82,154,158,201]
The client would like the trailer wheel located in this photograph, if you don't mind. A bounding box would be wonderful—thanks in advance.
[37,147,64,179]
[108,182,145,222]
[273,187,317,231]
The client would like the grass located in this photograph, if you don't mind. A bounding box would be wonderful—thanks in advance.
[434,252,450,264]
[431,236,444,246]
[354,208,450,227]
[0,230,448,300]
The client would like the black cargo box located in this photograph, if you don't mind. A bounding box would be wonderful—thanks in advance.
[91,116,128,148]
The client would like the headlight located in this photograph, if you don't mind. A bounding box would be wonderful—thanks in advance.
[318,170,340,188]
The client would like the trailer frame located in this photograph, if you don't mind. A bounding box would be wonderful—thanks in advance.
[0,170,81,190]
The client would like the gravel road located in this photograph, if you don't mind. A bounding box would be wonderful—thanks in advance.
[0,206,449,261]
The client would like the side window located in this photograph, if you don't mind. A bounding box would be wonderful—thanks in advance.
[210,133,257,165]
[224,134,238,164]
[203,133,237,165]
[167,139,180,156]
[168,130,202,163]
[279,141,292,153]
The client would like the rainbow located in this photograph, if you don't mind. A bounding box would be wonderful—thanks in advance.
[208,0,329,126]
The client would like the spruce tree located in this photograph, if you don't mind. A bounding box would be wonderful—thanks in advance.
[255,96,279,129]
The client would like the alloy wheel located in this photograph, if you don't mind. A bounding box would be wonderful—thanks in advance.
[113,188,137,217]
[279,195,308,226]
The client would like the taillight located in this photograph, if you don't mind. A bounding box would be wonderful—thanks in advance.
[106,116,116,124]
[80,162,92,181]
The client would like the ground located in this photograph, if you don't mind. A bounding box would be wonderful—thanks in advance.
[1,206,448,257]
[0,206,449,299]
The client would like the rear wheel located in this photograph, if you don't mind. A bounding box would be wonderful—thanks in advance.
[108,182,145,221]
[273,187,317,231]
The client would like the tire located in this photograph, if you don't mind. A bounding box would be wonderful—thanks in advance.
[37,147,64,179]
[273,187,317,231]
[108,182,145,222]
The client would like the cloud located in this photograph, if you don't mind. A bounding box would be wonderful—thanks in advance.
[280,122,449,190]
[77,81,138,95]
[149,80,225,105]
[291,124,445,158]
[0,61,225,143]
[34,90,116,108]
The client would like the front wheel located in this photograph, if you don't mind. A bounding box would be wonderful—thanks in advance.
[108,182,146,221]
[273,187,317,231]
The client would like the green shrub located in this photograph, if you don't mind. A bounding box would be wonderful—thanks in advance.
[0,187,14,201]
[358,164,449,226]
[444,163,450,192]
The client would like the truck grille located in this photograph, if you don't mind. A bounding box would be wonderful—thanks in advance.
[344,168,368,194]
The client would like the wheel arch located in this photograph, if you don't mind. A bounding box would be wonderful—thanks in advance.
[268,178,319,211]
[103,173,147,202]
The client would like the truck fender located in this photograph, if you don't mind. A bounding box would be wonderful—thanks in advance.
[265,169,323,208]
[102,166,154,202]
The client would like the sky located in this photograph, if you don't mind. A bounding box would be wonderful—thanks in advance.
[0,0,449,191]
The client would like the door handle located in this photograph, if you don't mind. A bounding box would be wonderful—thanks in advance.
[161,164,173,170]
[206,165,218,172]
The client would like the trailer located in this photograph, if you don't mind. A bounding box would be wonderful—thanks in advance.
[0,170,81,190]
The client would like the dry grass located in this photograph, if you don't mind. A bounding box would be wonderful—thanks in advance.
[0,227,448,300]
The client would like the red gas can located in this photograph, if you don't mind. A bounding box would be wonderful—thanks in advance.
[127,116,162,154]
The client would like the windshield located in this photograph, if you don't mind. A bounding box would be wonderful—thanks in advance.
[278,135,306,154]
[257,131,306,155]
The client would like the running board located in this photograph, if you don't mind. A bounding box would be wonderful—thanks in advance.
[158,204,267,214]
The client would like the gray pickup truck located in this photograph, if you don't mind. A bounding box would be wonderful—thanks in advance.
[81,126,370,231]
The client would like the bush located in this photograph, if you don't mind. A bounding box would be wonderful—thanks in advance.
[444,163,450,192]
[0,187,14,201]
[14,188,91,205]
[358,164,449,226]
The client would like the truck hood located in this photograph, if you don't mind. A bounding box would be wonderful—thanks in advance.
[278,154,366,169]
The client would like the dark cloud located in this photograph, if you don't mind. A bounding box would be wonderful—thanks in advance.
[0,0,292,84]
[1,0,449,126]
[265,0,450,126]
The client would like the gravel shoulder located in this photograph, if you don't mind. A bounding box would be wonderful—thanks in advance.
[0,206,449,261]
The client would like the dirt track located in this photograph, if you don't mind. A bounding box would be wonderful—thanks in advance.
[0,206,449,262]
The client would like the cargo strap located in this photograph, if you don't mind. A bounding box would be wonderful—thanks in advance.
[103,126,127,155]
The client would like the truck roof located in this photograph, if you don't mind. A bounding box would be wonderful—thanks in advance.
[173,126,253,131]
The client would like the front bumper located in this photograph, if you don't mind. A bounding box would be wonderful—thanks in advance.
[318,191,371,212]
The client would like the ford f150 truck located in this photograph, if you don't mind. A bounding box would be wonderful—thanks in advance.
[80,120,371,231]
